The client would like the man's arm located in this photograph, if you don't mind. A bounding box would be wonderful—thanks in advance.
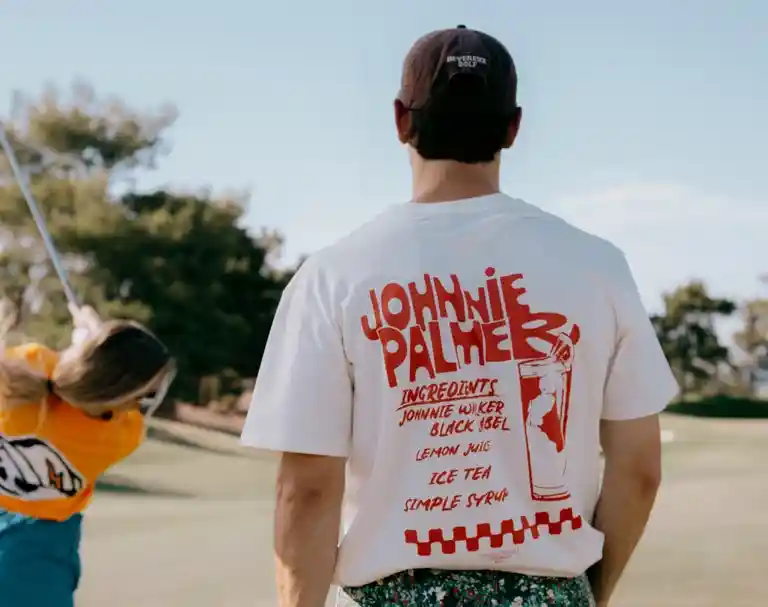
[590,250,679,604]
[239,258,353,607]
[588,414,662,605]
[275,453,345,607]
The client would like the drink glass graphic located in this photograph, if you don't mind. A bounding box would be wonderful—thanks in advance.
[518,333,574,502]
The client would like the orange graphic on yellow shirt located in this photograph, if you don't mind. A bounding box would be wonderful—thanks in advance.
[0,343,144,521]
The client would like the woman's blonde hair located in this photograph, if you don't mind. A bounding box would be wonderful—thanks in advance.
[0,320,173,416]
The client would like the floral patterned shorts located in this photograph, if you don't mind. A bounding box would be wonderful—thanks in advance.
[340,568,595,606]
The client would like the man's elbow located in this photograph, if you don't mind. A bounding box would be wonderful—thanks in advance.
[276,478,333,509]
[605,454,662,497]
[631,460,662,495]
[274,453,345,558]
[275,453,345,510]
[601,415,663,496]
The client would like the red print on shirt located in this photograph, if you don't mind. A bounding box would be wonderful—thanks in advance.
[360,269,582,557]
[360,269,577,388]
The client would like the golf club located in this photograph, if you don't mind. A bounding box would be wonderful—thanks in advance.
[0,121,80,313]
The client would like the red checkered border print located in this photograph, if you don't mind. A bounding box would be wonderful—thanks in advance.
[404,508,583,557]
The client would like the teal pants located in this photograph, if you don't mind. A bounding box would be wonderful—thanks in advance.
[0,510,82,607]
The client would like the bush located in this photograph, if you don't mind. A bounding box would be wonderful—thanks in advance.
[665,395,768,418]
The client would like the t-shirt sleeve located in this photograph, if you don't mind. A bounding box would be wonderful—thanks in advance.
[602,254,680,421]
[240,259,353,457]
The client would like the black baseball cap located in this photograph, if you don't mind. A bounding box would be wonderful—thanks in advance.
[398,25,518,115]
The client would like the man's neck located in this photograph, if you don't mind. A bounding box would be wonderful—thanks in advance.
[411,155,501,204]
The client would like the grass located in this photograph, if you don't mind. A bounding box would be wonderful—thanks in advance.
[78,416,768,607]
[96,473,193,498]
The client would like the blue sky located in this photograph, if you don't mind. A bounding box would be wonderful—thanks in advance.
[1,0,766,313]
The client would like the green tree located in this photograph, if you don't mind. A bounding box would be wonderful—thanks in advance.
[66,189,289,399]
[651,280,736,398]
[0,82,175,346]
[733,277,768,396]
[1,83,292,410]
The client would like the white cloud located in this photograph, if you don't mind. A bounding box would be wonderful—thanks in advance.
[548,181,766,310]
[553,182,767,228]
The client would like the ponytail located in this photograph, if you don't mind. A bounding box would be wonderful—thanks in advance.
[0,320,173,417]
[0,356,50,409]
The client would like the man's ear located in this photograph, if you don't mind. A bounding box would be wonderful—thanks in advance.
[503,106,523,149]
[394,99,412,144]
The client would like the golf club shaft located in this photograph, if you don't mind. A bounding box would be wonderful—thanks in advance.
[0,122,80,312]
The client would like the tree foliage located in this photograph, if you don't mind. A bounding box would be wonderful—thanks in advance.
[651,280,736,398]
[0,83,292,410]
[733,297,768,395]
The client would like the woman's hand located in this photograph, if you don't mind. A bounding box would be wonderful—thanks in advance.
[69,305,102,346]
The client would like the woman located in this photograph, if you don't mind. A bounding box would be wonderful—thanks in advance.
[0,307,175,607]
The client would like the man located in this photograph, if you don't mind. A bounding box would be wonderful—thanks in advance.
[241,25,678,607]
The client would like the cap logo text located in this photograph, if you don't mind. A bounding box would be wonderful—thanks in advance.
[446,55,488,69]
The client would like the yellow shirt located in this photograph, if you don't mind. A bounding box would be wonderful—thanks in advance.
[0,343,144,521]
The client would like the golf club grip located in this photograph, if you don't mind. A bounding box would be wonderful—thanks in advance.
[0,122,80,311]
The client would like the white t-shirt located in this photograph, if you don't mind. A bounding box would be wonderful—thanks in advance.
[241,194,678,587]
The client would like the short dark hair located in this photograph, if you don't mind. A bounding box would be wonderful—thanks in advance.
[406,74,515,164]
[398,27,519,164]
